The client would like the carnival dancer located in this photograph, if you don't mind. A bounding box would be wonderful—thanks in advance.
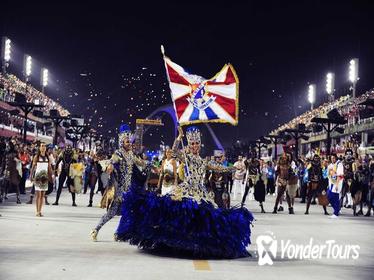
[29,142,53,217]
[241,157,259,206]
[365,160,374,216]
[210,150,230,208]
[116,126,253,258]
[86,151,100,207]
[68,151,85,205]
[232,156,246,200]
[254,175,266,213]
[157,148,178,195]
[53,145,75,206]
[285,157,298,214]
[0,139,21,204]
[342,149,356,208]
[352,160,368,216]
[305,155,327,215]
[318,159,330,215]
[90,124,147,242]
[327,154,344,218]
[266,161,275,195]
[272,153,292,214]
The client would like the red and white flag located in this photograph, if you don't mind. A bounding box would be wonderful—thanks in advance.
[163,50,239,126]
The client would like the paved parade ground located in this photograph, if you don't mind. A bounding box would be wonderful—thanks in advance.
[1,191,374,280]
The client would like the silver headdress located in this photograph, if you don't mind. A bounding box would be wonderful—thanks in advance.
[186,126,201,144]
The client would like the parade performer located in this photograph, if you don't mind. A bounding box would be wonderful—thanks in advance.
[0,139,21,204]
[272,154,292,214]
[90,124,147,242]
[327,154,344,218]
[116,126,253,258]
[86,152,100,207]
[232,156,246,200]
[342,149,356,208]
[305,154,327,215]
[352,161,368,216]
[69,153,85,199]
[286,157,298,214]
[254,175,266,213]
[209,150,230,208]
[241,157,259,206]
[53,145,75,206]
[157,148,178,195]
[365,160,374,216]
[29,142,53,217]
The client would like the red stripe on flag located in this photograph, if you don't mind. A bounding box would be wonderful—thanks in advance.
[224,66,236,84]
[166,63,190,86]
[174,96,190,120]
[210,93,236,120]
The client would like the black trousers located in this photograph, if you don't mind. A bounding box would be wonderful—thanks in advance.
[88,174,98,204]
[19,169,28,194]
[55,170,74,203]
[266,178,275,194]
[241,182,253,205]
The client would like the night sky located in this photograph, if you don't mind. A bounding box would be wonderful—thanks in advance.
[1,0,374,150]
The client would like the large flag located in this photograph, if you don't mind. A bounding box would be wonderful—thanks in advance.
[163,52,239,126]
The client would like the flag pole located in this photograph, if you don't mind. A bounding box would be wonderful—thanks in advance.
[161,45,190,178]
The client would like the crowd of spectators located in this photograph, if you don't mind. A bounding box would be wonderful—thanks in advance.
[0,73,69,116]
[271,90,374,135]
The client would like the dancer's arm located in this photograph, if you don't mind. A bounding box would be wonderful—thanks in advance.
[171,127,185,162]
[157,161,164,189]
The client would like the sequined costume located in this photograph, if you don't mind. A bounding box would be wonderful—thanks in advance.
[116,126,254,258]
[91,125,148,240]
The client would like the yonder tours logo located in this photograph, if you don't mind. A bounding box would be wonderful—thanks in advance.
[256,232,360,266]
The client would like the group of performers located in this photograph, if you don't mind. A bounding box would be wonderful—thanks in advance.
[89,122,374,259]
[90,125,254,258]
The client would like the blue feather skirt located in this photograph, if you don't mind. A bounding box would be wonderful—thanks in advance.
[116,188,254,259]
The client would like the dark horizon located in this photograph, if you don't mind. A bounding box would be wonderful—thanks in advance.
[1,0,374,149]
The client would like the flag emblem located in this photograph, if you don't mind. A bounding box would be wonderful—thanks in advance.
[163,55,239,125]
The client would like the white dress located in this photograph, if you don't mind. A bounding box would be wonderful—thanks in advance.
[162,159,175,195]
[34,156,49,191]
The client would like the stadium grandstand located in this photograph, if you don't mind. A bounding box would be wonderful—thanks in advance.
[269,89,374,157]
[0,73,70,143]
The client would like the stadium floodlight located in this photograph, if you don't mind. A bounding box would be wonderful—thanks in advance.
[348,58,359,83]
[326,72,335,101]
[348,58,359,98]
[326,73,334,94]
[1,36,11,74]
[41,68,49,88]
[24,55,32,78]
[308,84,316,110]
[2,37,11,61]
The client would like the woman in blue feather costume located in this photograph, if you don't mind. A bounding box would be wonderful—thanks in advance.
[116,126,254,258]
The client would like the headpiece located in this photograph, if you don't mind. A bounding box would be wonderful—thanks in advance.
[119,124,133,146]
[186,126,201,145]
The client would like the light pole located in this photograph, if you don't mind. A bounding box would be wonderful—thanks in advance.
[308,84,316,110]
[349,58,359,98]
[42,109,70,145]
[1,36,11,74]
[41,68,48,93]
[311,109,347,156]
[326,72,335,102]
[266,134,284,160]
[282,124,310,160]
[7,93,44,143]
